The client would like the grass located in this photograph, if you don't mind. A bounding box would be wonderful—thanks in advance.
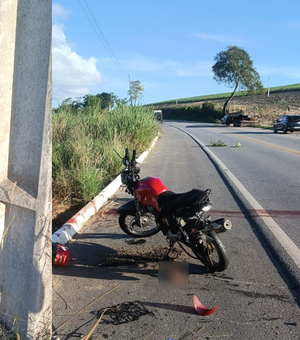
[233,142,242,148]
[0,315,22,340]
[161,102,223,123]
[210,140,227,147]
[253,123,273,130]
[153,83,300,105]
[52,104,160,205]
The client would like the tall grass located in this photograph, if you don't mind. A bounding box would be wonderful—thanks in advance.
[53,104,159,204]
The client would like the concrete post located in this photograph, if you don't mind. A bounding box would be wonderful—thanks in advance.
[0,1,52,339]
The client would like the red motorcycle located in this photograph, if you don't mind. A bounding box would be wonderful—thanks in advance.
[116,148,232,272]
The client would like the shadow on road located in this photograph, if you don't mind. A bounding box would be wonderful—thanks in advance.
[185,125,224,128]
[221,131,273,135]
[143,302,196,315]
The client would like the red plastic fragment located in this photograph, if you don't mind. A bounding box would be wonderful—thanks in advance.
[193,295,219,316]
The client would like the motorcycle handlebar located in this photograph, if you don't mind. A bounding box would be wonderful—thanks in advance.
[123,147,130,166]
[123,148,138,169]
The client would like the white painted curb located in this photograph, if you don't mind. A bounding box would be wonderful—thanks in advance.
[52,135,159,245]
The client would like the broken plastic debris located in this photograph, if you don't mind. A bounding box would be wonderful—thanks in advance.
[193,295,219,316]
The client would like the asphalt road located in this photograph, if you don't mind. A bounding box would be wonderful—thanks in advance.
[53,122,300,340]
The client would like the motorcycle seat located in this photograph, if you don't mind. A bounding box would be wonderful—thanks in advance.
[158,189,208,215]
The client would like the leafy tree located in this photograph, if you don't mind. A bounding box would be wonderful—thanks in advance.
[128,80,144,106]
[58,98,80,113]
[115,97,128,107]
[212,46,264,115]
[72,97,84,109]
[96,92,113,110]
[82,94,101,109]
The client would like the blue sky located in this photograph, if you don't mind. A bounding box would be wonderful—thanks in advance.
[52,0,300,107]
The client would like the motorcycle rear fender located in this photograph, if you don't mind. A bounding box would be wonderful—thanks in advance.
[116,199,136,214]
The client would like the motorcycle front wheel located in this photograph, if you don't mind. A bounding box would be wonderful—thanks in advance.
[118,212,161,238]
[193,231,229,272]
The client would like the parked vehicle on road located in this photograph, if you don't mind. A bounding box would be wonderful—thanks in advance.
[115,148,232,272]
[221,111,258,127]
[154,110,163,122]
[273,115,300,133]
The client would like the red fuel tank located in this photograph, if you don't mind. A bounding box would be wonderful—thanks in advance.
[135,177,169,211]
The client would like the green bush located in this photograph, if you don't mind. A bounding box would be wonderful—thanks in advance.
[53,104,159,204]
[162,101,223,123]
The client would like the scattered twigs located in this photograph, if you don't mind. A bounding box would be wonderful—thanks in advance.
[197,325,204,333]
[83,308,107,340]
[52,284,120,336]
[143,330,153,340]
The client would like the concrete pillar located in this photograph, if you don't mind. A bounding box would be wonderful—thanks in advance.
[0,1,52,339]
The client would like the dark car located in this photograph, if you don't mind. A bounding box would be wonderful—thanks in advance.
[273,115,300,133]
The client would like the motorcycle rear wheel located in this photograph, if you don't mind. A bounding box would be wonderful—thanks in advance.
[119,213,161,238]
[193,231,229,272]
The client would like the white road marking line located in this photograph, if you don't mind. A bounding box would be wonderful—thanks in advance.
[177,126,300,270]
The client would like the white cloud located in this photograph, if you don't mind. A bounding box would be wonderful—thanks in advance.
[257,64,300,79]
[192,32,250,45]
[282,20,300,28]
[52,24,102,102]
[52,4,71,21]
[111,54,212,78]
[119,55,177,73]
[175,61,213,77]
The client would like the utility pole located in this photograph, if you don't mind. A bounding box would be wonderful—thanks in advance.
[176,88,178,106]
[0,1,52,338]
[268,75,270,98]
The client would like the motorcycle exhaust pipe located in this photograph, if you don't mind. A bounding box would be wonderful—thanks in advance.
[222,219,232,231]
[211,218,232,233]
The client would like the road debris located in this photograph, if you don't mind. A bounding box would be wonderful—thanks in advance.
[103,301,154,325]
[84,308,107,340]
[197,325,204,333]
[193,295,219,316]
[126,239,147,245]
[52,284,120,336]
[143,330,154,340]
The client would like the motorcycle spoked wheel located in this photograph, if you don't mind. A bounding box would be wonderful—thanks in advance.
[118,212,161,238]
[192,231,229,272]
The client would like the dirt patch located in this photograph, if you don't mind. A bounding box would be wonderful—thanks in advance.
[52,197,85,232]
[98,246,190,267]
[160,90,300,125]
[214,91,300,124]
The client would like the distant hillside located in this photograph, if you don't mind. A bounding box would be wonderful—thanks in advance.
[153,83,300,106]
[153,84,300,125]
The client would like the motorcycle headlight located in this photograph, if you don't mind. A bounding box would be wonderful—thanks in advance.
[202,203,212,212]
[121,170,129,184]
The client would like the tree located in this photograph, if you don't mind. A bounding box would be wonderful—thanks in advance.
[128,80,144,106]
[82,94,101,109]
[96,92,113,110]
[212,46,264,115]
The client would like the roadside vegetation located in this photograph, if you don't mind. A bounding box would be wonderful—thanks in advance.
[162,102,223,123]
[53,99,159,205]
